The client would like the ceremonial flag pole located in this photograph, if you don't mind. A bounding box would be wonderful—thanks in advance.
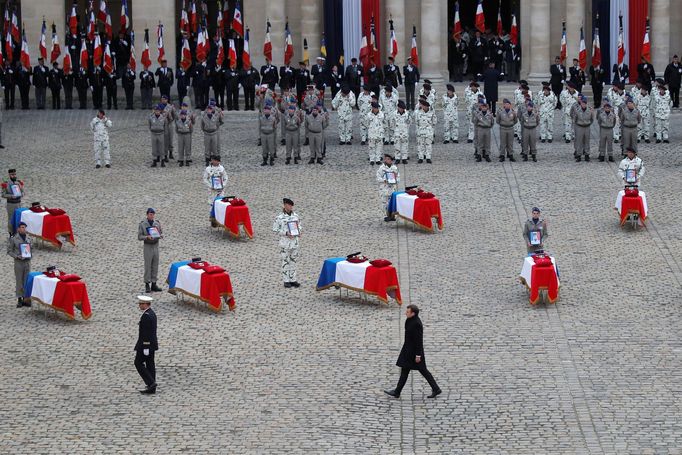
[388,17,398,59]
[263,18,272,62]
[578,26,586,71]
[641,17,650,64]
[592,13,601,68]
[560,20,567,64]
[410,25,419,67]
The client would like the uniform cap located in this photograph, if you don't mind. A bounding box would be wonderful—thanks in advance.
[341,83,350,94]
[384,153,394,160]
[283,198,294,205]
[479,99,487,105]
[503,98,511,104]
[146,207,156,214]
[7,169,16,173]
[531,207,541,212]
[209,99,216,106]
[298,61,306,65]
[446,84,454,91]
[371,101,380,108]
[527,101,534,108]
[137,295,154,304]
[288,105,296,110]
[18,221,27,227]
[603,102,611,107]
[567,81,576,88]
[180,110,187,115]
[385,85,393,92]
[424,79,432,85]
[541,81,550,87]
[519,79,528,85]
[210,155,221,161]
[371,94,379,99]
[579,95,587,102]
[154,104,163,110]
[419,99,430,107]
[423,83,431,90]
[317,56,326,61]
[161,94,168,100]
[397,100,406,109]
[625,146,637,154]
[263,105,272,110]
[31,202,41,207]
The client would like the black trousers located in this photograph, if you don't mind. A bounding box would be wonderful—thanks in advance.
[159,86,171,101]
[106,85,118,109]
[93,87,103,109]
[124,87,134,109]
[4,85,14,108]
[19,86,29,109]
[592,85,603,108]
[395,364,439,395]
[226,86,239,110]
[552,84,563,109]
[212,85,225,108]
[671,86,680,108]
[134,350,156,387]
[77,88,88,109]
[244,86,255,110]
[50,88,61,109]
[405,85,415,110]
[177,87,187,104]
[64,87,73,109]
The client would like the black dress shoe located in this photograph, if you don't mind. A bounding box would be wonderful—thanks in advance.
[575,156,581,162]
[614,139,619,143]
[179,161,184,167]
[105,164,111,168]
[285,158,291,164]
[532,155,537,162]
[95,164,101,169]
[522,155,528,161]
[475,156,482,162]
[584,155,590,162]
[608,156,615,162]
[548,139,553,143]
[384,389,400,398]
[145,283,151,292]
[261,160,268,166]
[426,159,432,164]
[484,156,491,162]
[140,386,156,394]
[499,156,505,162]
[308,158,315,164]
[427,389,442,398]
[370,161,375,165]
[656,139,661,143]
[418,159,423,163]
[294,158,300,164]
[284,282,292,288]
[454,140,459,143]
[541,139,546,143]
[17,298,23,308]
[565,139,571,143]
[443,140,449,144]
[304,138,309,146]
[160,161,165,167]
[151,161,157,168]
[269,158,275,166]
[402,159,408,164]
[664,139,670,143]
[598,156,605,162]
[23,299,32,307]
[290,282,300,288]
[361,141,366,145]
[645,139,650,143]
[317,158,324,165]
[151,283,162,292]
[508,156,516,162]
[169,153,174,160]
[467,139,473,143]
[185,161,191,166]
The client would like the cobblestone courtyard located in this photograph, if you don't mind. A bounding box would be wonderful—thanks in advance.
[1,99,682,454]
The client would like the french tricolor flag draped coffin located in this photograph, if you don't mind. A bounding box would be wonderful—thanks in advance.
[12,206,75,248]
[387,191,444,232]
[25,271,92,319]
[167,260,236,311]
[316,257,402,304]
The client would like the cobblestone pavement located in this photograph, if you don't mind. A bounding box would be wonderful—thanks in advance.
[1,100,681,454]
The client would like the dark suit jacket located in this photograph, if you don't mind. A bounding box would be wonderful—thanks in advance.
[664,63,682,88]
[135,308,158,352]
[612,64,629,85]
[550,64,566,86]
[344,64,364,88]
[403,64,420,85]
[481,68,503,102]
[397,316,425,369]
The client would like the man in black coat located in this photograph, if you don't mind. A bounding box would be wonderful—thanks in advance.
[225,66,240,110]
[155,59,174,101]
[311,56,328,98]
[637,57,655,93]
[122,63,136,109]
[384,305,441,399]
[260,58,279,90]
[344,58,363,104]
[104,70,118,110]
[550,56,567,109]
[75,67,89,109]
[16,63,32,110]
[589,63,607,108]
[383,56,402,89]
[62,67,74,109]
[328,65,343,100]
[48,62,63,109]
[33,58,49,109]
[90,66,104,109]
[279,63,295,92]
[664,55,681,108]
[481,60,504,114]
[468,30,487,77]
[403,56,419,110]
[568,58,586,93]
[612,62,629,86]
[366,59,384,97]
[176,66,190,103]
[240,63,260,110]
[3,61,16,109]
[134,295,158,394]
[295,61,311,106]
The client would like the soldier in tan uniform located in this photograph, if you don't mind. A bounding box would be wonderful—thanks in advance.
[7,221,31,307]
[137,208,163,293]
[148,105,167,167]
[496,98,518,162]
[2,169,24,234]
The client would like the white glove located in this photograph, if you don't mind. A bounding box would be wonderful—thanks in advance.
[143,349,149,356]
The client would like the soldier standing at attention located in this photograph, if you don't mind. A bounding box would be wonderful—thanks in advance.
[283,104,303,164]
[379,85,399,145]
[571,95,594,162]
[7,221,31,307]
[203,155,229,224]
[260,58,279,91]
[138,208,163,293]
[148,105,167,168]
[637,87,652,143]
[474,101,494,162]
[33,57,49,109]
[464,81,481,143]
[367,101,385,165]
[442,84,459,144]
[104,68,119,110]
[597,102,616,162]
[90,109,113,169]
[3,61,15,109]
[260,105,279,166]
[225,65,240,110]
[344,58,363,106]
[175,106,195,167]
[122,63,136,109]
[619,96,642,155]
[403,57,419,110]
[295,61,311,107]
[155,59,174,101]
[331,84,355,145]
[519,101,540,162]
[377,153,400,222]
[16,62,31,110]
[496,98,518,162]
[305,104,328,165]
[606,83,625,143]
[2,169,24,235]
[311,57,328,102]
[560,82,579,142]
[357,86,373,145]
[48,61,63,110]
[160,95,176,162]
[90,66,104,109]
[134,295,158,395]
[535,82,557,143]
[240,63,260,111]
[653,83,672,143]
[393,100,411,164]
[273,198,301,289]
[176,65,190,105]
[75,66,89,109]
[523,207,548,254]
[415,99,437,164]
[384,56,402,89]
[201,102,224,166]
[139,65,155,109]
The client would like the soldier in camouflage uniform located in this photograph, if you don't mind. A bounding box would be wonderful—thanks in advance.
[260,105,279,166]
[571,95,593,162]
[496,98,518,162]
[415,99,437,163]
[513,82,531,140]
[302,85,319,146]
[535,82,557,142]
[606,83,626,142]
[148,105,167,167]
[653,84,672,143]
[175,107,195,167]
[272,198,301,288]
[473,101,494,162]
[90,109,113,168]
[160,95,176,162]
[282,104,303,164]
[7,221,31,307]
[442,84,459,143]
[636,87,652,143]
[380,85,399,145]
[1,169,24,235]
[393,100,411,163]
[597,102,616,162]
[464,81,481,142]
[619,96,642,154]
[519,101,540,162]
[331,84,356,145]
[366,102,385,165]
[200,102,224,166]
[376,153,400,221]
[305,104,329,165]
[357,86,373,145]
[560,82,579,142]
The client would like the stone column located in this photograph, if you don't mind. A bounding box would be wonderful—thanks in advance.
[419,0,445,84]
[565,0,585,63]
[245,0,267,68]
[385,0,405,67]
[525,0,551,81]
[650,0,671,72]
[132,1,176,71]
[21,0,65,59]
[300,0,322,63]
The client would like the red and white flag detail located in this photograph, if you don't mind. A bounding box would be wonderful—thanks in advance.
[641,18,651,64]
[578,26,586,70]
[196,23,207,63]
[39,20,47,60]
[560,21,567,63]
[591,21,601,68]
[232,1,244,37]
[217,1,224,38]
[103,41,114,73]
[97,0,108,23]
[216,35,225,67]
[10,10,20,43]
[190,0,197,34]
[93,33,103,67]
[20,29,31,70]
[50,23,61,64]
[242,28,251,68]
[157,23,165,64]
[475,0,485,33]
[129,31,136,71]
[228,38,237,68]
[180,35,192,70]
[284,21,293,66]
[389,19,398,58]
[120,0,129,34]
[80,38,89,69]
[510,14,518,46]
[410,25,419,67]
[69,3,78,36]
[63,47,72,74]
[141,28,152,68]
[496,10,503,36]
[263,19,272,62]
[452,2,462,40]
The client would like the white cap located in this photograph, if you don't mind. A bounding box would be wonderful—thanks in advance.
[137,295,154,303]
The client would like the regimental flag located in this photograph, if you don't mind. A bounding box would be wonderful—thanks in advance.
[39,20,47,60]
[0,35,4,67]
[388,19,397,58]
[196,23,207,62]
[560,21,567,63]
[369,15,377,62]
[216,33,225,67]
[410,25,419,67]
[4,30,12,64]
[284,21,293,65]
[93,33,103,66]
[69,2,78,36]
[592,15,601,68]
[10,9,20,43]
[228,38,237,68]
[452,2,462,40]
[20,27,30,70]
[180,0,189,34]
[4,7,10,41]
[157,23,165,64]
[617,13,625,66]
[88,6,97,42]
[475,0,485,33]
[321,33,327,58]
[50,23,61,64]
[98,0,108,23]
[232,1,244,37]
[129,30,136,71]
[63,42,72,74]
[641,17,651,64]
[496,9,503,36]
[263,19,272,61]
[104,9,113,41]
[120,0,129,34]
[180,34,192,70]
[79,37,88,68]
[217,1,224,39]
[103,40,113,73]
[243,28,251,68]
[359,33,369,68]
[302,36,309,65]
[141,28,151,68]
[189,0,197,34]
[578,26,586,70]
[510,14,518,46]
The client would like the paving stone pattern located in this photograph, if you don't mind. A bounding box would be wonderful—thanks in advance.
[1,92,682,454]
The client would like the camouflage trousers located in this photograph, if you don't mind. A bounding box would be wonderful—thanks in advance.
[280,245,300,283]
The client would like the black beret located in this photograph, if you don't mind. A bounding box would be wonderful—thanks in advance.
[397,100,406,109]
[283,198,294,205]
[371,101,380,108]
[446,84,454,91]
